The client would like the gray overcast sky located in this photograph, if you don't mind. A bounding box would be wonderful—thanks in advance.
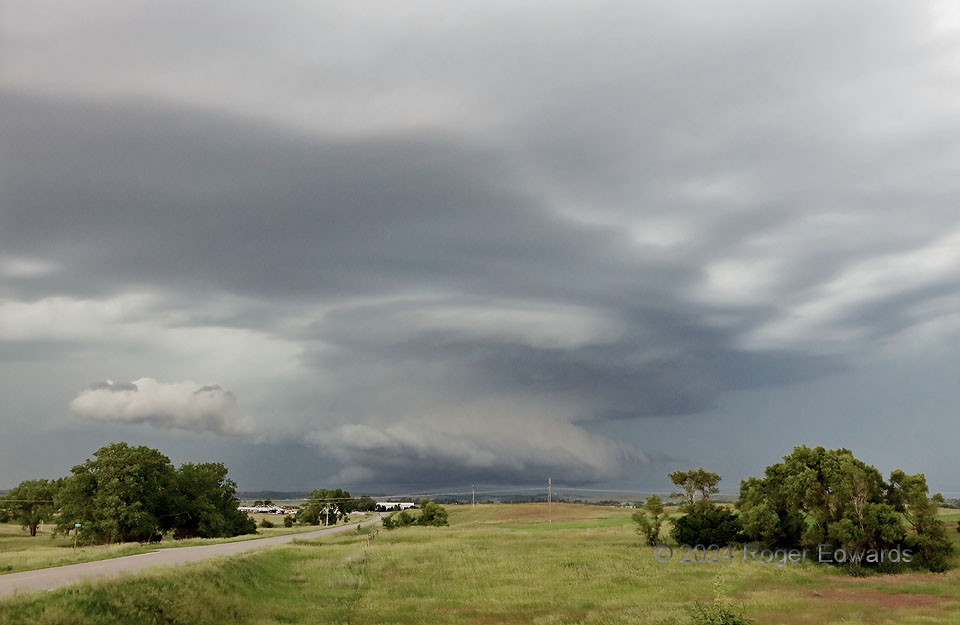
[3,1,960,495]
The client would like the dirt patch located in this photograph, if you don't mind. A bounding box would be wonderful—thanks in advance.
[824,572,953,585]
[806,588,947,609]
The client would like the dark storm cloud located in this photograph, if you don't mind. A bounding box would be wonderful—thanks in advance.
[0,91,688,305]
[3,0,960,489]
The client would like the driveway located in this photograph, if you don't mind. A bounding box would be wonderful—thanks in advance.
[0,515,381,598]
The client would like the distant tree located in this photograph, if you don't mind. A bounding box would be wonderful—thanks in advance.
[297,488,352,526]
[382,501,448,530]
[259,518,274,528]
[416,499,449,526]
[354,496,378,512]
[669,468,721,512]
[3,479,59,536]
[633,494,666,546]
[283,515,295,528]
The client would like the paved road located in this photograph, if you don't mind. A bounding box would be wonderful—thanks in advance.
[0,515,382,599]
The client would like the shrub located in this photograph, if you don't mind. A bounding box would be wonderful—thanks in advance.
[416,499,448,526]
[259,519,274,529]
[907,532,955,573]
[671,506,742,546]
[633,495,666,546]
[283,515,295,528]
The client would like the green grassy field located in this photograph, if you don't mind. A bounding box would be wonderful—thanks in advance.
[0,513,373,576]
[1,504,959,625]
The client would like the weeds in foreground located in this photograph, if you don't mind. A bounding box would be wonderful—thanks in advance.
[688,572,752,625]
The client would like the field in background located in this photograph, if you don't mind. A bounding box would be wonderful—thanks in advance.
[2,503,959,624]
[0,512,375,576]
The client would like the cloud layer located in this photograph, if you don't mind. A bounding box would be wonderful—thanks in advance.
[3,1,960,490]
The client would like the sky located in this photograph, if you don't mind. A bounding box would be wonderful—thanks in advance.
[2,1,960,496]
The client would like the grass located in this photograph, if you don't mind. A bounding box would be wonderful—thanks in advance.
[1,504,959,624]
[0,513,375,575]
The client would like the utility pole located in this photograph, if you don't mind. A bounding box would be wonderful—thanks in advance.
[548,477,552,523]
[472,484,476,507]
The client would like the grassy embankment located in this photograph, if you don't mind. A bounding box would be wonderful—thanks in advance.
[1,504,959,625]
[0,513,373,575]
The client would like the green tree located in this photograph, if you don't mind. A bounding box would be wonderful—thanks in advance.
[56,442,177,544]
[670,468,721,512]
[632,494,666,546]
[382,501,448,530]
[415,499,449,526]
[354,496,378,512]
[736,474,805,548]
[3,479,59,536]
[167,462,256,539]
[668,469,739,545]
[888,470,954,572]
[297,488,352,526]
[737,446,951,572]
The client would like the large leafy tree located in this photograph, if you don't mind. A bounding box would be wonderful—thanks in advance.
[737,446,952,571]
[55,442,256,544]
[3,479,59,536]
[168,462,256,539]
[57,442,178,544]
[738,446,901,551]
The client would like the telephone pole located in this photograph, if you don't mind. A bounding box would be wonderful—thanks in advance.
[548,477,552,523]
[472,484,476,507]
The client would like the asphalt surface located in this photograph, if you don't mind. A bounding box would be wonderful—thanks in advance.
[0,515,382,599]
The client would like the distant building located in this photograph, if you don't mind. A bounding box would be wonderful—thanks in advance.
[237,505,300,515]
[375,501,415,512]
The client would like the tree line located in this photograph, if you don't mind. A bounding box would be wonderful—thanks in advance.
[1,442,257,544]
[633,445,956,572]
[381,499,449,529]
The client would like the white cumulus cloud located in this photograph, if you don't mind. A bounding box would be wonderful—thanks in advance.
[69,378,254,435]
